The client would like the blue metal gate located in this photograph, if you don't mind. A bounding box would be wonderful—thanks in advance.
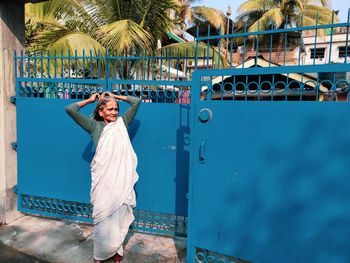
[14,51,196,235]
[187,18,350,262]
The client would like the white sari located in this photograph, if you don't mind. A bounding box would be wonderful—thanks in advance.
[90,117,139,260]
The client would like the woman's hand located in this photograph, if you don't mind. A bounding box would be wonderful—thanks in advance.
[89,93,100,103]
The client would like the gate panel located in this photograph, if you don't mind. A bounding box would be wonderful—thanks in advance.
[15,78,190,235]
[188,70,350,262]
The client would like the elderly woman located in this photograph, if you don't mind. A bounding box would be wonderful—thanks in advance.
[66,92,141,263]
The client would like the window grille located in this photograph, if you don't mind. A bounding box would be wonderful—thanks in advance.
[310,48,326,59]
[339,46,350,58]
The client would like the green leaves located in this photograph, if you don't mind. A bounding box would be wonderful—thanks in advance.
[97,19,153,52]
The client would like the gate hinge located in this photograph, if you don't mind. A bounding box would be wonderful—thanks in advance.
[13,185,18,194]
[11,142,17,151]
[186,193,191,200]
[10,96,16,105]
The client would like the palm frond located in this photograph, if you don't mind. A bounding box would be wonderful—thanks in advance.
[97,19,153,52]
[191,6,225,30]
[249,7,283,31]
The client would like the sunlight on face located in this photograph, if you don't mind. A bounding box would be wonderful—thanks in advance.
[99,100,119,124]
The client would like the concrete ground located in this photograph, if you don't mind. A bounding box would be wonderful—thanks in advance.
[0,216,186,263]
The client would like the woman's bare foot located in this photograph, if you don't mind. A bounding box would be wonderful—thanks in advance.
[94,259,103,263]
[113,253,123,262]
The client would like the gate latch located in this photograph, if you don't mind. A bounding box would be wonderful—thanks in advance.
[200,138,206,163]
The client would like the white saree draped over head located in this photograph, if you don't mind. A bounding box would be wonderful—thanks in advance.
[90,117,138,260]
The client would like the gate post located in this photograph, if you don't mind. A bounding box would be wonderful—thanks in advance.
[0,2,25,223]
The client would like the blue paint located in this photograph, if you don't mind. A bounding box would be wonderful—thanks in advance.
[16,98,190,228]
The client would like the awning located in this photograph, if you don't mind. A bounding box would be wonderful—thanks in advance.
[167,32,185,43]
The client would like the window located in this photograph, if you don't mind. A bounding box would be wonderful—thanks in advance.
[310,48,325,59]
[338,46,350,58]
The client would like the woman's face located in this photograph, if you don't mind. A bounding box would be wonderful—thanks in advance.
[99,100,119,124]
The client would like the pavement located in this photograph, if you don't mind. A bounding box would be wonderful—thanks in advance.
[0,215,187,263]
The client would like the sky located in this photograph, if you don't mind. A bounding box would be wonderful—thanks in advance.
[200,0,350,22]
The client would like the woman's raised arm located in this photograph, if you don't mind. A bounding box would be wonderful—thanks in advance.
[65,94,100,133]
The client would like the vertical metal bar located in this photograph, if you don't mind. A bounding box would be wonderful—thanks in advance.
[255,21,260,67]
[243,21,247,68]
[269,19,273,67]
[298,15,304,65]
[313,13,319,65]
[121,49,125,80]
[316,72,320,101]
[283,16,288,66]
[168,48,171,81]
[33,50,37,77]
[245,75,248,101]
[68,50,71,78]
[54,50,57,78]
[345,9,350,63]
[75,50,78,79]
[258,74,261,101]
[233,75,236,101]
[14,50,17,79]
[97,50,101,79]
[114,50,118,79]
[184,49,188,80]
[151,49,155,81]
[82,50,85,79]
[90,50,93,79]
[135,49,139,81]
[176,49,180,81]
[27,50,30,77]
[212,48,215,69]
[40,50,43,78]
[128,49,132,80]
[106,49,110,82]
[159,49,163,81]
[60,50,63,78]
[299,73,304,101]
[285,73,289,101]
[331,72,336,101]
[271,74,275,100]
[328,11,335,64]
[230,22,234,68]
[195,26,199,70]
[47,50,50,78]
[206,25,210,69]
[143,49,147,81]
[20,50,24,78]
[217,25,222,69]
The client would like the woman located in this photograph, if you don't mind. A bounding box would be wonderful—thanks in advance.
[66,92,141,263]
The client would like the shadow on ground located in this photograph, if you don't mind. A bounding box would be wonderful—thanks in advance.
[0,241,51,263]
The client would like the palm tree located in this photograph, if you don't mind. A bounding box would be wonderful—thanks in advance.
[237,0,338,62]
[26,0,228,77]
[25,0,181,79]
[176,0,225,31]
[26,0,179,55]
